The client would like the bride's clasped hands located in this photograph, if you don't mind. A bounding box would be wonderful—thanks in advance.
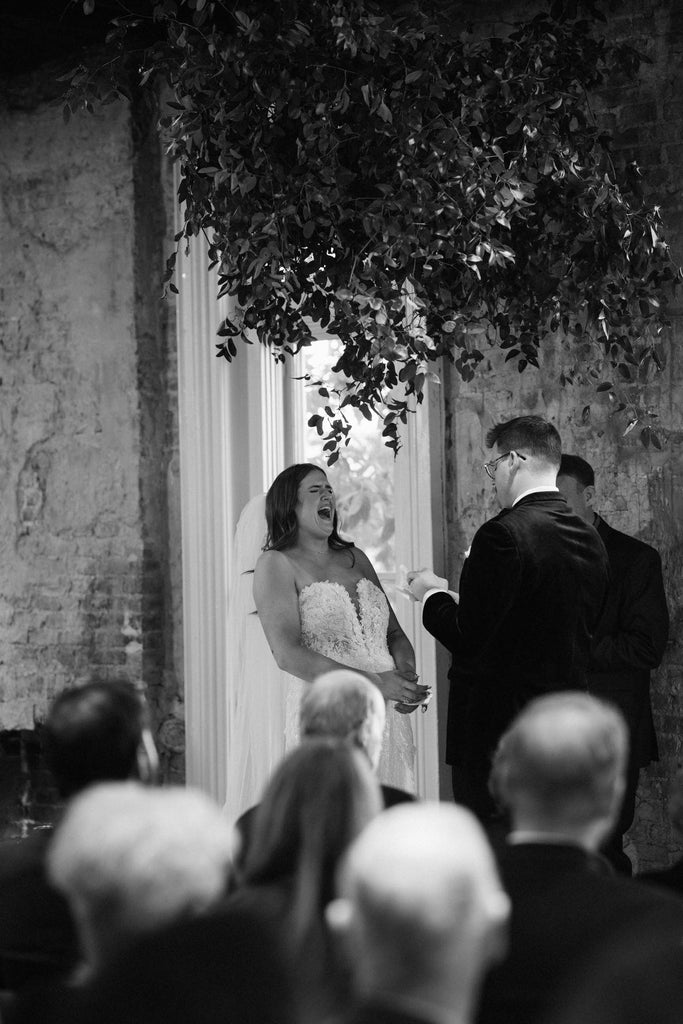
[376,665,431,713]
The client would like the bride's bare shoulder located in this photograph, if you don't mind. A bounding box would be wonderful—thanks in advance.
[256,548,289,570]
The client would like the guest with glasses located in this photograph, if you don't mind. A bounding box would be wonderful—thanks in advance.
[408,416,609,828]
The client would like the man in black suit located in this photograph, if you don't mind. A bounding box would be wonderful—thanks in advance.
[327,802,509,1024]
[0,680,158,992]
[477,692,683,1024]
[557,454,669,873]
[409,416,609,821]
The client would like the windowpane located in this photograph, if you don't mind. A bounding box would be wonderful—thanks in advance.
[299,336,396,574]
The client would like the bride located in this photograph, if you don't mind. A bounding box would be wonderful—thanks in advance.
[224,463,430,820]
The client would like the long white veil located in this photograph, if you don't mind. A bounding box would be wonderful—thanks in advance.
[224,494,294,823]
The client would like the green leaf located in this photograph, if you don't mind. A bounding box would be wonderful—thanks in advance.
[377,101,392,123]
[65,0,680,457]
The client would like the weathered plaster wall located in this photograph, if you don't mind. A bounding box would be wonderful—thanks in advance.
[0,81,183,789]
[442,0,683,870]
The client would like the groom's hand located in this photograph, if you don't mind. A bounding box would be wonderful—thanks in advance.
[407,568,449,602]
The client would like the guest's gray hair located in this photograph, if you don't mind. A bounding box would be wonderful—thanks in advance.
[48,782,235,968]
[300,669,386,770]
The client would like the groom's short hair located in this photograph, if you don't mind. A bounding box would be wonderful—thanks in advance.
[486,416,561,469]
[300,670,386,771]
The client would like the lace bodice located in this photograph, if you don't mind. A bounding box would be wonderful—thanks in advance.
[298,578,395,672]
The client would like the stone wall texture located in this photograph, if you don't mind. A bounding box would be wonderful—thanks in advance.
[0,77,183,809]
[443,0,683,871]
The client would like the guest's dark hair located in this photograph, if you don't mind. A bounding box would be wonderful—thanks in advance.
[486,415,561,468]
[42,680,146,798]
[559,454,595,489]
[242,739,382,944]
[263,463,352,552]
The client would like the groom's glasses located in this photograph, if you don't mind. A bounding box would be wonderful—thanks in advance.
[483,451,527,480]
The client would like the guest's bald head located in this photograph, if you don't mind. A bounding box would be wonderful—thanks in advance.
[329,803,509,1009]
[490,692,628,839]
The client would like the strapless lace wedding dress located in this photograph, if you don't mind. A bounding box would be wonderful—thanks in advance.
[225,500,417,821]
[283,578,416,792]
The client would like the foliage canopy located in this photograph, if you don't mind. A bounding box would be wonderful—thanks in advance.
[65,0,681,457]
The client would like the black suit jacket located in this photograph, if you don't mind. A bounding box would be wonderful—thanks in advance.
[337,998,442,1024]
[589,515,668,767]
[0,833,79,991]
[476,842,683,1024]
[640,857,683,897]
[423,493,608,802]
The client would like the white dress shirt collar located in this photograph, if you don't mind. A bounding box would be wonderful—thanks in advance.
[512,485,559,506]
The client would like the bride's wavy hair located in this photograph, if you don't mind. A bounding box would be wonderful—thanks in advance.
[263,463,353,553]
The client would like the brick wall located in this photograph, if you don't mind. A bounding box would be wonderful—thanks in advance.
[0,68,183,829]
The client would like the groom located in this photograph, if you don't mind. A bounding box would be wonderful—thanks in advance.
[409,416,609,823]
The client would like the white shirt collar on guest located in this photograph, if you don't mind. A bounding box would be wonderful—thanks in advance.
[508,829,585,848]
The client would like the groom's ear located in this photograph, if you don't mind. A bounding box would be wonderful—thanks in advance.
[583,484,596,511]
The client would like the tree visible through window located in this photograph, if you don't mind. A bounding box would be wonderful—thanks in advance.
[299,336,395,574]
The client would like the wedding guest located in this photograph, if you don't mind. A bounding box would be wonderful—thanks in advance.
[409,417,608,822]
[233,669,414,875]
[77,903,296,1024]
[546,920,683,1024]
[327,802,509,1024]
[229,738,383,1022]
[0,680,157,992]
[557,453,669,874]
[5,782,234,1024]
[301,669,416,807]
[476,692,683,1024]
[47,782,235,977]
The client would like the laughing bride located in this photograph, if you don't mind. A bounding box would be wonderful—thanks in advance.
[224,463,430,820]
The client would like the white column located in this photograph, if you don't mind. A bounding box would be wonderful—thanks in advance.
[393,380,445,800]
[175,235,233,802]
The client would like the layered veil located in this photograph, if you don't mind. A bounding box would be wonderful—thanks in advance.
[224,495,302,823]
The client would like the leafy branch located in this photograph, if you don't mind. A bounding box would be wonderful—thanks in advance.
[63,0,681,457]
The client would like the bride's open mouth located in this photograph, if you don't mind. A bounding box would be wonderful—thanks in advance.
[318,505,333,522]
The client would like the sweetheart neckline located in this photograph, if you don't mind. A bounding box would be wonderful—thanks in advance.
[298,578,381,618]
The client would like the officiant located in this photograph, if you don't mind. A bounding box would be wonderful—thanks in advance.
[557,454,670,874]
